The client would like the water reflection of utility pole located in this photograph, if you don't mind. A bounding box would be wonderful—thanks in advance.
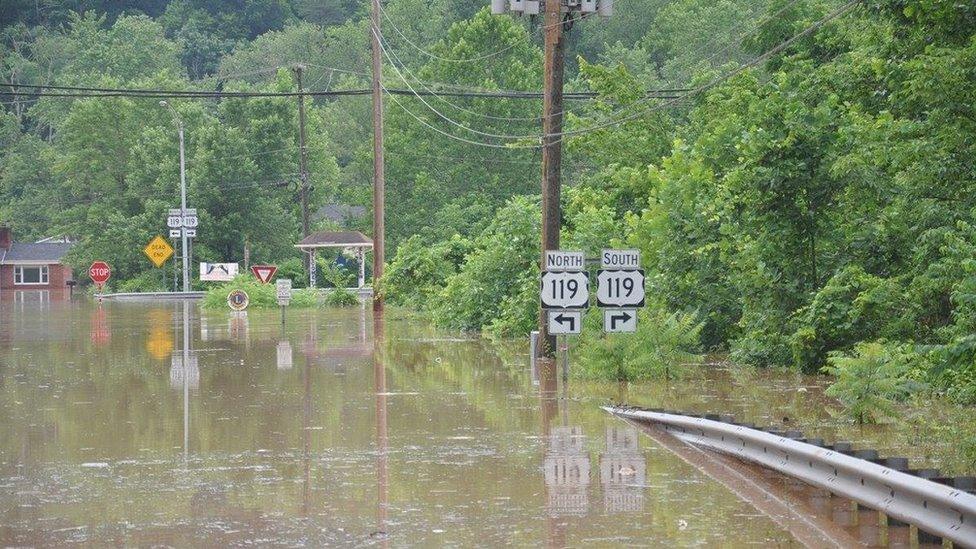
[182,300,190,463]
[302,334,311,516]
[373,310,389,545]
[600,427,645,513]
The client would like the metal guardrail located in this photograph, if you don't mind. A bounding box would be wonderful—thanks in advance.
[606,405,976,547]
[96,291,207,301]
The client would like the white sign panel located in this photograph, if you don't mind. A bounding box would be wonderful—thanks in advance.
[540,271,589,309]
[183,228,196,238]
[200,262,239,282]
[545,250,585,272]
[169,208,182,216]
[276,278,292,305]
[182,215,199,228]
[601,249,641,270]
[169,229,181,238]
[548,310,582,334]
[604,309,637,333]
[596,269,645,307]
[167,215,183,228]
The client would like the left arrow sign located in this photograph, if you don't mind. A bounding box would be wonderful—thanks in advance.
[548,310,582,335]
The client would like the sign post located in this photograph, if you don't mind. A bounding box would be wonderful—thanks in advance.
[88,261,111,292]
[597,249,645,333]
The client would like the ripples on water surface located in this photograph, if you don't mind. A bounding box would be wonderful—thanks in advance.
[0,298,959,546]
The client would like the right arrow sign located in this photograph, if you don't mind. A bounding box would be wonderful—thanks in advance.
[604,309,637,333]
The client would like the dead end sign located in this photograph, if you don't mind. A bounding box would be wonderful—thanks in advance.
[251,264,277,284]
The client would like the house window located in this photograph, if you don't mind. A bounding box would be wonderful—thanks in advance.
[14,265,49,285]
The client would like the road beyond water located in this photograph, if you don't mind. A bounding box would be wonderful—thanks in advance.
[0,300,950,545]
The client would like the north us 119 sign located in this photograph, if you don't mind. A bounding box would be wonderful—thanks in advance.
[540,270,589,309]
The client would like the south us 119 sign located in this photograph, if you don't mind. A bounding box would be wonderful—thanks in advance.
[596,269,646,307]
[540,271,589,309]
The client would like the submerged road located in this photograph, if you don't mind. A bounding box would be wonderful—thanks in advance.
[0,300,957,545]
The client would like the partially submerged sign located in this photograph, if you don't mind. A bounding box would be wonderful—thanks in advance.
[143,236,174,268]
[200,262,238,282]
[227,289,249,311]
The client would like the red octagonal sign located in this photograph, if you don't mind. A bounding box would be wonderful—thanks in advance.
[89,261,111,288]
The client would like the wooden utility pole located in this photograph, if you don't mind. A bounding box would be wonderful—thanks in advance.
[370,0,386,312]
[538,1,566,358]
[295,65,312,275]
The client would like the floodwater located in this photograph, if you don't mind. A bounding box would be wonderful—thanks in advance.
[0,298,960,546]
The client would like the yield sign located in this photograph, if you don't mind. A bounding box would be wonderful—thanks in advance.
[251,264,278,284]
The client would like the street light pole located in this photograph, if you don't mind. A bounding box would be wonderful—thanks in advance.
[161,100,190,293]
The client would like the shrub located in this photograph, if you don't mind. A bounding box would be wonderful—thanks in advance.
[823,341,920,424]
[431,196,540,334]
[575,306,703,381]
[790,265,910,373]
[324,287,360,306]
[380,234,472,309]
[201,275,318,309]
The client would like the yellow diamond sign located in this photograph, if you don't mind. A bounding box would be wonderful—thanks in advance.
[143,235,174,268]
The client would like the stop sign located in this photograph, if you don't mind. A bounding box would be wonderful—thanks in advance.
[89,261,111,287]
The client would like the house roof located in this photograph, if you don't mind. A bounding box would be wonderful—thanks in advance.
[312,204,367,223]
[295,231,373,249]
[1,242,74,263]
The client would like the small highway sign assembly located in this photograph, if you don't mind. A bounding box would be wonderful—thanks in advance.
[598,249,646,333]
[548,310,582,334]
[540,249,588,337]
[166,208,198,238]
[251,264,278,284]
[143,236,175,268]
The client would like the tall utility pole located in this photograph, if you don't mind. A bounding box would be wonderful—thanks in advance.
[492,0,612,358]
[161,100,190,293]
[538,0,566,358]
[370,0,386,313]
[294,66,311,239]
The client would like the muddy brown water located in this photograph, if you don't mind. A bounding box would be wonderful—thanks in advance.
[0,299,967,546]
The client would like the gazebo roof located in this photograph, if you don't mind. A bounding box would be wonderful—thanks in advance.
[295,230,374,250]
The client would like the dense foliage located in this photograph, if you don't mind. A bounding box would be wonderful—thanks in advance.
[3,0,976,412]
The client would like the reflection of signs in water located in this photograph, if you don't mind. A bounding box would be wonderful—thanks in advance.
[276,340,293,370]
[228,311,249,343]
[170,352,200,390]
[90,306,110,347]
[544,426,590,516]
[600,426,646,513]
[145,309,174,360]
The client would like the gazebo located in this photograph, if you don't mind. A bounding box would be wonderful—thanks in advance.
[294,230,374,289]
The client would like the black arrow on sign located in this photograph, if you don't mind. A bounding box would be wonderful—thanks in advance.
[610,311,633,330]
[553,313,577,332]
